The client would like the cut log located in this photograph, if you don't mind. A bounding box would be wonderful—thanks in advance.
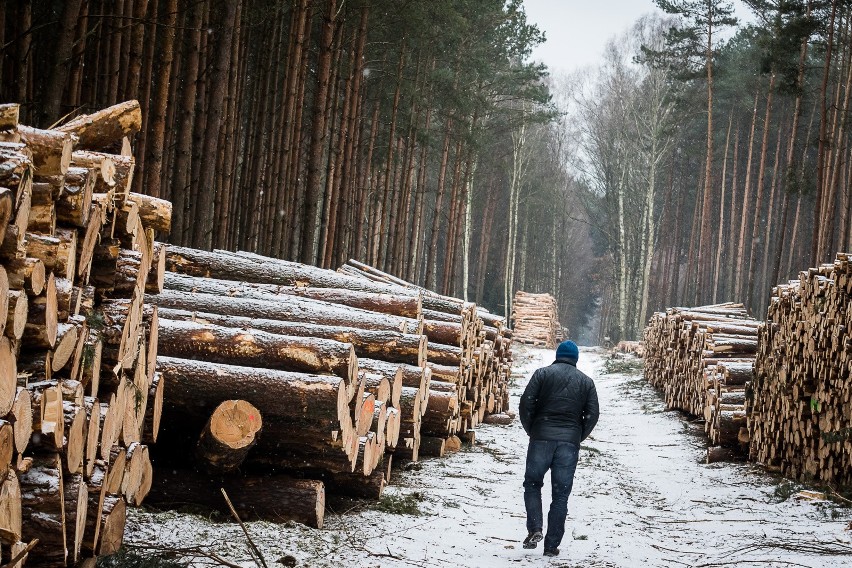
[0,421,12,480]
[24,273,57,348]
[127,193,172,234]
[0,187,12,244]
[57,166,95,227]
[196,400,262,474]
[150,287,420,334]
[9,389,32,455]
[146,469,325,528]
[156,356,353,456]
[5,258,45,296]
[163,271,422,320]
[83,398,101,479]
[70,151,115,191]
[168,246,405,294]
[142,372,164,444]
[157,307,426,366]
[17,125,73,177]
[64,474,88,565]
[57,100,142,150]
[0,470,22,547]
[19,454,67,566]
[0,104,19,130]
[419,436,446,458]
[0,338,15,416]
[157,318,357,383]
[5,291,28,341]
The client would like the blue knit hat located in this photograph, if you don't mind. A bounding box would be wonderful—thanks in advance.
[556,340,579,362]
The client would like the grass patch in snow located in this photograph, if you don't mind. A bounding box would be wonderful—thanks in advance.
[97,548,184,568]
[772,480,800,502]
[602,354,644,375]
[371,492,424,515]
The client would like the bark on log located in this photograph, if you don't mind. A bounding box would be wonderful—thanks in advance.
[0,104,19,130]
[127,193,172,234]
[146,469,325,528]
[157,318,357,383]
[170,246,415,296]
[5,258,44,297]
[156,306,426,366]
[24,273,57,348]
[70,151,115,191]
[19,454,67,566]
[57,100,142,150]
[64,473,88,565]
[0,470,22,546]
[164,270,421,320]
[57,166,95,227]
[156,356,353,456]
[153,284,420,334]
[9,388,32,455]
[0,338,15,416]
[17,125,73,177]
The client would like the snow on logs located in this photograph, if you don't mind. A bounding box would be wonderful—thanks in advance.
[149,252,512,508]
[511,291,562,349]
[339,260,513,452]
[749,254,852,488]
[0,100,171,566]
[643,303,759,459]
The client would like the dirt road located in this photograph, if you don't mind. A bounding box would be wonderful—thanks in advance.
[125,347,852,567]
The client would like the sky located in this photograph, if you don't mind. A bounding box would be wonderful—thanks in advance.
[523,0,757,76]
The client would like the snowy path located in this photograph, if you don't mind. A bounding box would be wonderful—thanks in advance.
[125,347,851,567]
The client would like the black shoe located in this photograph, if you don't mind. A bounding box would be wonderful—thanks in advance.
[523,531,543,549]
[543,548,559,557]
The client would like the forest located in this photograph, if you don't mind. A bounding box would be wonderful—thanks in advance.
[2,0,852,342]
[0,0,596,334]
[574,0,852,340]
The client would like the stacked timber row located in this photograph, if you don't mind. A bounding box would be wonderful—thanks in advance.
[511,291,561,349]
[339,259,514,453]
[150,249,511,511]
[149,246,429,514]
[642,303,759,461]
[750,253,852,488]
[0,100,172,565]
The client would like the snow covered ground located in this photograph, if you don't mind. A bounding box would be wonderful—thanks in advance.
[125,347,852,567]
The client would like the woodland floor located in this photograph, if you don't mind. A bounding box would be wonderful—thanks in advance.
[122,347,852,568]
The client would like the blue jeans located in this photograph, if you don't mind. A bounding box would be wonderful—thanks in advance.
[523,440,580,550]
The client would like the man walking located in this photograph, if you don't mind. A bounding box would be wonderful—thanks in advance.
[519,340,599,557]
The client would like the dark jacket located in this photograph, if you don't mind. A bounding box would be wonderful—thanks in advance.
[519,358,599,444]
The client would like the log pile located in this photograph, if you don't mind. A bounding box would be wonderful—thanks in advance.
[750,253,852,488]
[0,100,172,565]
[339,260,514,453]
[642,303,759,460]
[510,291,561,349]
[147,249,511,513]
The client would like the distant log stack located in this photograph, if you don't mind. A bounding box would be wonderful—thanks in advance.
[511,291,560,349]
[0,100,172,565]
[750,253,852,488]
[642,303,759,460]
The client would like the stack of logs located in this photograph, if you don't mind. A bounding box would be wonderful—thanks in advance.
[143,250,512,528]
[643,303,759,462]
[339,260,514,449]
[0,99,172,565]
[511,291,561,349]
[750,253,852,488]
